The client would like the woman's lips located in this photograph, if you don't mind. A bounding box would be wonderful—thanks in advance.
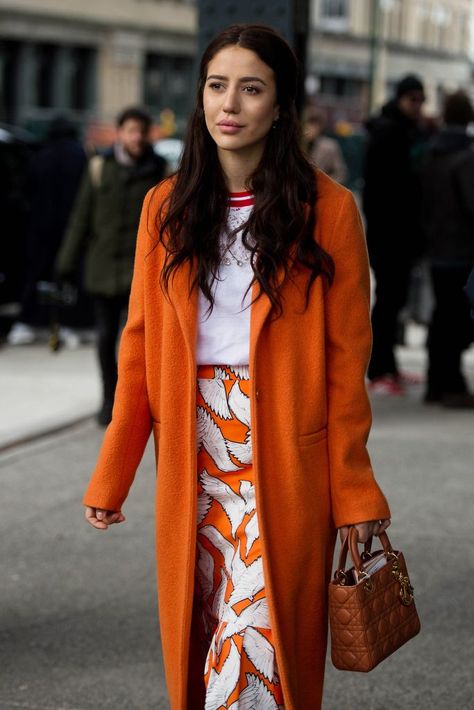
[217,122,244,134]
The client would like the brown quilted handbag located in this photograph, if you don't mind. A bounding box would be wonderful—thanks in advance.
[328,527,421,672]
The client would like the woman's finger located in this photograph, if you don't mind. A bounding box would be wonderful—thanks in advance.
[370,521,381,537]
[84,507,126,528]
[338,526,349,543]
[339,518,391,544]
[378,518,391,533]
[103,511,126,525]
[354,523,372,543]
[84,506,108,530]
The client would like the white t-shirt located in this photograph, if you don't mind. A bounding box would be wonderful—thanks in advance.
[196,192,255,366]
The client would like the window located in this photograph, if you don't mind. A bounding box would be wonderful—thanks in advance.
[35,43,57,108]
[0,40,96,124]
[69,47,95,111]
[135,0,194,4]
[387,1,403,42]
[0,40,20,123]
[459,11,469,54]
[320,0,349,31]
[144,53,194,127]
[321,0,348,18]
[319,75,362,99]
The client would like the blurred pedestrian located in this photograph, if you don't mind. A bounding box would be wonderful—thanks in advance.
[421,90,474,408]
[363,75,427,394]
[466,268,474,318]
[56,107,167,425]
[7,116,87,345]
[303,107,348,183]
[81,24,391,710]
[0,127,34,319]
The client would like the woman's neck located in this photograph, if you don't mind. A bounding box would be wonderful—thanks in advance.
[217,144,265,193]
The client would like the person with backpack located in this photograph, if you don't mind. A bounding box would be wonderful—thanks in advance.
[421,90,474,408]
[56,107,167,425]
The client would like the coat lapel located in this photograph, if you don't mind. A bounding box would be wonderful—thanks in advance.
[170,260,277,374]
[169,259,198,370]
[249,281,272,376]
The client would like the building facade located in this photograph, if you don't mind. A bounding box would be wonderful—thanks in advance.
[0,0,197,135]
[2,0,473,135]
[308,0,474,124]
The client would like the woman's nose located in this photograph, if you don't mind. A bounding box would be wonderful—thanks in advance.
[222,87,240,114]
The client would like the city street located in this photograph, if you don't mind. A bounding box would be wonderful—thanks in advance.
[1,353,473,710]
[2,1,474,709]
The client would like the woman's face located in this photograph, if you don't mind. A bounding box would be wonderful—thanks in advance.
[203,45,280,158]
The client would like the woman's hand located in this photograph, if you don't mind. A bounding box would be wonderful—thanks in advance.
[338,518,391,544]
[84,506,126,530]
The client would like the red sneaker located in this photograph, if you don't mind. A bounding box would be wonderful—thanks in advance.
[368,375,405,396]
[399,371,424,385]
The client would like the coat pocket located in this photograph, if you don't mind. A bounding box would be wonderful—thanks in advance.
[298,426,328,448]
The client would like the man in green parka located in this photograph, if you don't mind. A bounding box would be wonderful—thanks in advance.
[56,106,167,425]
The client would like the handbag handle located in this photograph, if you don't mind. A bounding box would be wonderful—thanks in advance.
[334,527,394,583]
[336,531,372,573]
[349,527,393,572]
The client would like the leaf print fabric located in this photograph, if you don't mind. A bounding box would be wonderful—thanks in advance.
[196,365,284,710]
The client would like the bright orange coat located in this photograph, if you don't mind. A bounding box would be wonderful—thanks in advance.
[83,170,391,709]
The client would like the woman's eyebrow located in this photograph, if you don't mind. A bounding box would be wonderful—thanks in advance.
[207,74,267,86]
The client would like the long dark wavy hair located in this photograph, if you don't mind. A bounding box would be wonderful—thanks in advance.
[157,24,334,315]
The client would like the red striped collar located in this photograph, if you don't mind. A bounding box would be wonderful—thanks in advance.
[228,190,255,207]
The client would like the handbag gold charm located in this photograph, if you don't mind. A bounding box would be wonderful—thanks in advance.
[392,566,415,606]
[390,556,415,605]
[358,570,374,593]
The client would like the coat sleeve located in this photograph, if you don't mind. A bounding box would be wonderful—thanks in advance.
[324,190,391,528]
[55,167,94,279]
[82,187,157,512]
[453,154,474,226]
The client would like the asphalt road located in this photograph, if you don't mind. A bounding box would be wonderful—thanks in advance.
[1,386,473,710]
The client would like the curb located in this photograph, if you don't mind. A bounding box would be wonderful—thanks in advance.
[0,412,97,454]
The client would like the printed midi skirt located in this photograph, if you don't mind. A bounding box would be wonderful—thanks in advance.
[195,365,283,710]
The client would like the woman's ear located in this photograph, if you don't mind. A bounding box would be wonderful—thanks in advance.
[273,104,280,122]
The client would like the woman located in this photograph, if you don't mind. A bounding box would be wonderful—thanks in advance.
[83,24,391,709]
[303,107,348,184]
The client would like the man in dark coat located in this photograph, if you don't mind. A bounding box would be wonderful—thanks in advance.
[363,75,426,394]
[466,268,474,319]
[7,117,87,343]
[421,91,474,408]
[56,106,167,425]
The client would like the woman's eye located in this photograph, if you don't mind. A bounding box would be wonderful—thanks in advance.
[209,82,223,91]
[243,86,260,94]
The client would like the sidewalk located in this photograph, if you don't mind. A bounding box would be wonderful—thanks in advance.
[1,326,473,710]
[0,341,100,451]
[1,324,473,452]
